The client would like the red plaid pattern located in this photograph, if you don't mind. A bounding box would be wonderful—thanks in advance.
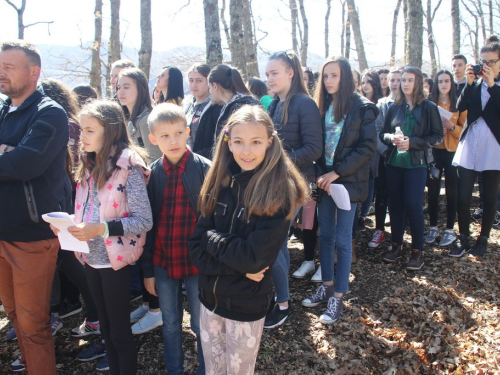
[153,149,199,279]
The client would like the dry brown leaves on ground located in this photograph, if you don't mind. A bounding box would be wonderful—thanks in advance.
[0,191,499,374]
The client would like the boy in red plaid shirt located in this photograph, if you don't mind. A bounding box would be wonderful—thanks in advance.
[138,103,211,374]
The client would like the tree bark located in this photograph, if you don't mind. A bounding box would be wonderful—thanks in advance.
[476,0,487,41]
[403,0,408,58]
[488,0,493,34]
[242,0,259,78]
[340,0,346,56]
[345,13,351,59]
[5,0,52,39]
[461,0,479,61]
[90,0,103,97]
[406,0,423,68]
[138,0,152,79]
[347,0,368,71]
[426,0,443,77]
[221,0,231,50]
[451,0,460,54]
[204,0,223,67]
[290,0,299,53]
[390,0,403,66]
[229,0,247,79]
[297,0,308,66]
[107,0,121,96]
[325,0,332,58]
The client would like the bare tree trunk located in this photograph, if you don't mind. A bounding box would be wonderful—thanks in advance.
[90,0,103,97]
[476,0,487,41]
[297,0,308,66]
[107,0,121,96]
[204,0,223,67]
[229,0,247,79]
[452,0,460,54]
[221,0,231,49]
[345,13,351,59]
[390,0,403,66]
[403,0,408,57]
[138,0,152,79]
[5,0,53,39]
[488,0,494,34]
[426,0,443,77]
[347,0,368,71]
[340,0,346,56]
[325,0,332,57]
[461,0,479,60]
[290,0,299,52]
[406,0,423,68]
[242,0,259,78]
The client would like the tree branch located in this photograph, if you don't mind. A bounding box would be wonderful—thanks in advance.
[174,0,191,16]
[24,20,54,29]
[431,0,443,22]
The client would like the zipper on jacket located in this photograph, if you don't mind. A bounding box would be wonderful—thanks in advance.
[212,275,219,312]
[212,177,241,312]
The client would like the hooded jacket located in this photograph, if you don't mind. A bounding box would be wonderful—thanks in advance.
[0,88,69,242]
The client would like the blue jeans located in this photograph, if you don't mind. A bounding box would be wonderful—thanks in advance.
[271,206,301,304]
[154,267,204,375]
[318,196,357,294]
[386,165,427,250]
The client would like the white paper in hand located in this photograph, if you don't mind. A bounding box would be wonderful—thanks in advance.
[438,106,453,121]
[328,184,351,210]
[42,212,90,253]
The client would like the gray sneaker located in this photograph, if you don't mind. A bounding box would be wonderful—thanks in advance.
[439,229,457,247]
[319,296,343,324]
[302,284,328,307]
[424,227,439,244]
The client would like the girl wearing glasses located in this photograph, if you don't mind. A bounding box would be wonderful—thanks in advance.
[263,51,322,328]
[450,35,500,257]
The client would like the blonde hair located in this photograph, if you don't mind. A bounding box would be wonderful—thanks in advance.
[198,105,308,220]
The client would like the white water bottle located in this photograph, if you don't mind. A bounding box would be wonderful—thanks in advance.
[394,126,406,154]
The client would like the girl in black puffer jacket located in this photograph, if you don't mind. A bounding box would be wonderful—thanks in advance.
[264,51,323,327]
[189,105,307,374]
[301,56,377,325]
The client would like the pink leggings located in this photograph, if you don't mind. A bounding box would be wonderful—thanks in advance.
[200,304,265,374]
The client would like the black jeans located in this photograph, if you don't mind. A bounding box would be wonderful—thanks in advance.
[457,167,500,238]
[85,265,137,375]
[50,250,99,322]
[428,148,458,229]
[375,157,389,231]
[386,165,427,251]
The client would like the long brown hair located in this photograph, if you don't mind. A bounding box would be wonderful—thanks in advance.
[268,51,308,124]
[118,68,153,121]
[314,56,355,123]
[75,100,147,190]
[198,105,308,220]
[394,66,426,106]
[208,65,250,96]
[431,70,457,112]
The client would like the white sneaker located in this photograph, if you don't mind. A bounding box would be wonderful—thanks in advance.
[130,306,148,323]
[0,304,4,313]
[292,261,316,279]
[131,311,163,335]
[310,265,322,283]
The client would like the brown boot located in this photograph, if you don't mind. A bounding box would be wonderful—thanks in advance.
[351,239,357,263]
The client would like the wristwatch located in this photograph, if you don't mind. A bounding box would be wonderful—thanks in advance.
[450,126,456,132]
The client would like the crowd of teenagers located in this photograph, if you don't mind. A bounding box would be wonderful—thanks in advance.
[0,36,499,375]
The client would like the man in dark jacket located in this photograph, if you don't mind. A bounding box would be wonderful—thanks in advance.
[0,41,69,374]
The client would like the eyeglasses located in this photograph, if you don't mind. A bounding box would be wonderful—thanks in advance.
[480,59,500,67]
[271,51,295,68]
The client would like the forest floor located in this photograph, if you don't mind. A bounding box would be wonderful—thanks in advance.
[1,189,499,374]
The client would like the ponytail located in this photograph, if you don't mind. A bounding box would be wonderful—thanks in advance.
[268,51,308,124]
[208,65,250,96]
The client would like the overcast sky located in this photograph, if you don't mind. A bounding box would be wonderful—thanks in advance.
[0,0,490,72]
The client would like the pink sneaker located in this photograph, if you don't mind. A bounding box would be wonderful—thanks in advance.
[368,229,385,248]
